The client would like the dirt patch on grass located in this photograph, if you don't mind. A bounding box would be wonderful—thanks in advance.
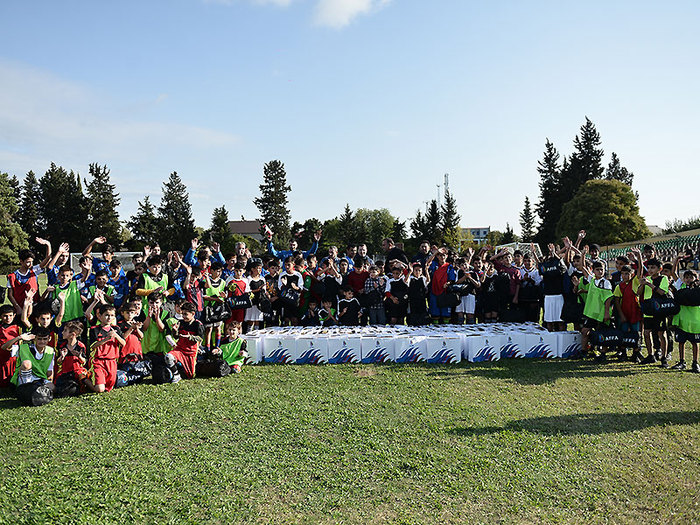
[354,368,377,378]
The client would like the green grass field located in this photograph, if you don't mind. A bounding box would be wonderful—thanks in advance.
[1,358,699,524]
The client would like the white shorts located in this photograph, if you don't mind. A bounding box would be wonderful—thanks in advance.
[244,305,264,322]
[455,294,476,315]
[543,294,564,323]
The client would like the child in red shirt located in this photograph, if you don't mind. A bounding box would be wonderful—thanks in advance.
[55,321,94,396]
[165,302,204,382]
[0,304,21,388]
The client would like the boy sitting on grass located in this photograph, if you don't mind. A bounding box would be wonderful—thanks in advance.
[54,321,95,396]
[3,328,55,406]
[219,321,247,374]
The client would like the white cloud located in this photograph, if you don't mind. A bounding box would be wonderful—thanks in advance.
[314,0,390,28]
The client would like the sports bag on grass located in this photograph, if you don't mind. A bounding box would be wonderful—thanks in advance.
[196,359,231,378]
[280,288,301,307]
[590,326,622,348]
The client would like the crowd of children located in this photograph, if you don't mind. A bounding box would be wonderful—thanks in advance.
[2,228,698,405]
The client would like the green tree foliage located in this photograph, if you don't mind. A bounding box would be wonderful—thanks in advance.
[353,208,395,254]
[519,196,536,242]
[556,180,650,245]
[485,230,504,247]
[86,163,121,247]
[157,172,196,251]
[254,160,291,246]
[502,223,519,244]
[535,139,563,243]
[127,196,160,249]
[205,205,234,253]
[440,189,461,245]
[561,117,605,203]
[392,218,407,243]
[337,204,356,246]
[409,209,429,241]
[0,172,29,271]
[17,171,42,247]
[423,200,443,243]
[605,152,634,186]
[663,216,700,235]
[38,163,89,248]
[291,218,323,251]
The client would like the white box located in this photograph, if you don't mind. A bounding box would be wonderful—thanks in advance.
[361,336,394,364]
[394,336,428,364]
[467,335,503,362]
[499,334,526,359]
[556,331,583,359]
[262,335,295,364]
[239,335,262,364]
[294,336,328,364]
[328,336,362,364]
[425,336,461,364]
[522,333,558,359]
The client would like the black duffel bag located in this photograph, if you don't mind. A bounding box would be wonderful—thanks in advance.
[641,297,680,318]
[675,287,700,307]
[202,301,233,324]
[16,380,54,406]
[590,326,623,348]
[196,359,231,378]
[436,291,460,309]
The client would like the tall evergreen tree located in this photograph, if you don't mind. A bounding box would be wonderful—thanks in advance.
[410,209,429,241]
[519,196,536,242]
[440,189,461,244]
[424,199,442,243]
[392,218,407,243]
[17,171,41,242]
[157,172,196,250]
[253,160,291,246]
[86,163,121,247]
[206,205,234,252]
[337,204,355,246]
[561,117,604,203]
[38,163,89,248]
[502,223,518,244]
[605,152,634,186]
[127,196,160,247]
[535,139,563,244]
[0,172,29,271]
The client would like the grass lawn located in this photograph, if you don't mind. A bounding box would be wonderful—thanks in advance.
[1,358,699,524]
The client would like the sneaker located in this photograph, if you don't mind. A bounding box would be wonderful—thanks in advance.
[692,361,700,373]
[631,351,643,364]
[654,350,662,361]
[594,353,607,363]
[232,364,242,374]
[640,354,657,365]
[164,353,176,368]
[616,350,627,361]
[666,350,673,361]
[671,361,686,371]
[171,371,182,383]
[661,357,669,368]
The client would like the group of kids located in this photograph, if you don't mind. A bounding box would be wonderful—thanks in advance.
[2,227,698,405]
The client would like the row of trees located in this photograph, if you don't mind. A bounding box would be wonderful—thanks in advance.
[519,118,650,246]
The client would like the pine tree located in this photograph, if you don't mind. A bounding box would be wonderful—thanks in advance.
[392,218,407,243]
[86,163,121,247]
[127,196,159,247]
[38,163,89,248]
[0,172,29,271]
[519,196,536,242]
[253,160,292,246]
[424,199,442,243]
[561,117,605,203]
[206,205,234,253]
[440,189,461,244]
[157,172,196,250]
[605,152,634,186]
[502,223,519,244]
[337,204,355,246]
[535,139,563,244]
[410,209,429,241]
[17,171,42,240]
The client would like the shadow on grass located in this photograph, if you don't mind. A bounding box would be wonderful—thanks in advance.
[415,359,657,385]
[450,411,700,436]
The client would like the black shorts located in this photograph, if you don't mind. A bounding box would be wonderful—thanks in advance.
[644,316,667,332]
[583,316,600,330]
[675,329,700,344]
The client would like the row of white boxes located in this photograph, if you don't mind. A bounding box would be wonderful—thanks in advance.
[239,325,583,365]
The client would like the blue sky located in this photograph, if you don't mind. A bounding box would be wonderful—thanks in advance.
[1,0,698,235]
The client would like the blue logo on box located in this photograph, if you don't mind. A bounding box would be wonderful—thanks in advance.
[296,349,324,364]
[561,343,582,359]
[396,346,423,363]
[361,347,390,364]
[329,347,357,364]
[428,348,456,364]
[500,343,521,359]
[265,348,292,364]
[525,343,554,359]
[472,346,497,362]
